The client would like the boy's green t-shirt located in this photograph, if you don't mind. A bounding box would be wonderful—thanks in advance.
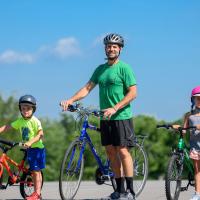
[90,60,136,120]
[11,116,44,148]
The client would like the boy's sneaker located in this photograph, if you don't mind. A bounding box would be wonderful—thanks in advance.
[190,194,200,200]
[26,192,42,200]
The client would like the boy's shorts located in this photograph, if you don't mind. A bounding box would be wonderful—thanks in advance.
[27,148,46,171]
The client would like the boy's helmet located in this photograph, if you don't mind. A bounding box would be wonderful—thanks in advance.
[191,86,200,97]
[19,95,37,113]
[103,33,124,47]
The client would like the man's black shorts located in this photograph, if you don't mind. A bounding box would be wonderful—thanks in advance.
[100,119,135,147]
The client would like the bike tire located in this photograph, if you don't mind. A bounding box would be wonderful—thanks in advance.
[131,142,148,197]
[165,154,183,200]
[19,170,44,198]
[59,139,84,200]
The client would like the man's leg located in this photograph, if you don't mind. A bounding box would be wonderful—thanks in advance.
[105,145,126,194]
[118,146,135,196]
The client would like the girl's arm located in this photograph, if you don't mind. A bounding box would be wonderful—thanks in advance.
[24,129,44,148]
[172,112,190,134]
[0,125,12,133]
[182,112,190,134]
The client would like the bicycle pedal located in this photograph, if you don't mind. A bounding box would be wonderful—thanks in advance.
[0,184,6,189]
[180,187,188,191]
[102,175,110,181]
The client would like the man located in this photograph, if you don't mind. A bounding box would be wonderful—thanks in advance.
[60,33,137,200]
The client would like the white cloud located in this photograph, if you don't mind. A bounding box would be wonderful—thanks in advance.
[0,37,81,64]
[53,37,81,58]
[0,50,35,64]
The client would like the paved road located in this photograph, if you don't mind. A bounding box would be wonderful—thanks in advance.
[0,181,194,200]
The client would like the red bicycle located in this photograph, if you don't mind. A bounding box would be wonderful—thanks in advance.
[0,138,43,198]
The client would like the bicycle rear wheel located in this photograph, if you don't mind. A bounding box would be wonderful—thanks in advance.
[59,139,84,200]
[165,154,183,200]
[131,142,148,197]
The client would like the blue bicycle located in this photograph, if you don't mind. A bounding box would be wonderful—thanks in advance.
[59,104,148,200]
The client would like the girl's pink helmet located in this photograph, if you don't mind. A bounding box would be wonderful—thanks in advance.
[191,86,200,97]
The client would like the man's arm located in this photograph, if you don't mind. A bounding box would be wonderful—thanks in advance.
[114,85,137,111]
[103,85,137,119]
[60,81,96,111]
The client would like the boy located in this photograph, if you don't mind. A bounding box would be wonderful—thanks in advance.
[0,95,45,200]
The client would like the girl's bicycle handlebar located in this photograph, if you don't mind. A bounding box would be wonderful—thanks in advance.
[157,124,197,132]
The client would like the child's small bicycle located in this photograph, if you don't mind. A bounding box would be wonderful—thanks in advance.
[157,124,196,200]
[0,138,43,198]
[59,104,148,200]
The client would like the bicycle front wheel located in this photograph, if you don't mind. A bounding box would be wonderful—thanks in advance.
[20,170,44,198]
[131,142,148,197]
[59,139,84,200]
[165,154,183,200]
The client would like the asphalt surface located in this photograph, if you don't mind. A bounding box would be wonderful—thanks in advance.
[0,181,194,200]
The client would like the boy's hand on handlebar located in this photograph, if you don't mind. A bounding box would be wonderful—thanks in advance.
[60,99,73,111]
[24,141,32,148]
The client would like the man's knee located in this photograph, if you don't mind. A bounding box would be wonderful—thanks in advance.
[118,147,131,160]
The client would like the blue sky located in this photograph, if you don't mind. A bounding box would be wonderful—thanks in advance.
[0,0,200,121]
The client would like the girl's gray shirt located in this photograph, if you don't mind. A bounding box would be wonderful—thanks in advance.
[188,115,200,151]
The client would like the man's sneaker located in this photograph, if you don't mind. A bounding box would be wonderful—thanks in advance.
[26,192,41,200]
[109,191,120,199]
[120,191,136,200]
[190,194,200,200]
[108,191,136,200]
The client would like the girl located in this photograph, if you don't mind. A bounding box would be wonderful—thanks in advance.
[182,86,200,200]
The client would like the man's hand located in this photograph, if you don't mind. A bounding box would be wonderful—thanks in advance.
[60,99,73,111]
[102,107,117,119]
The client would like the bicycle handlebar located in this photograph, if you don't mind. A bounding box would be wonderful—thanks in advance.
[157,124,197,132]
[67,104,104,117]
[157,124,173,129]
[0,138,25,149]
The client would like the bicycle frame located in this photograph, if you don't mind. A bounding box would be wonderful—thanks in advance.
[175,134,194,177]
[75,116,113,177]
[0,146,29,187]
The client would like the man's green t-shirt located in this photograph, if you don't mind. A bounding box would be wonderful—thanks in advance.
[11,116,44,148]
[90,60,136,120]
